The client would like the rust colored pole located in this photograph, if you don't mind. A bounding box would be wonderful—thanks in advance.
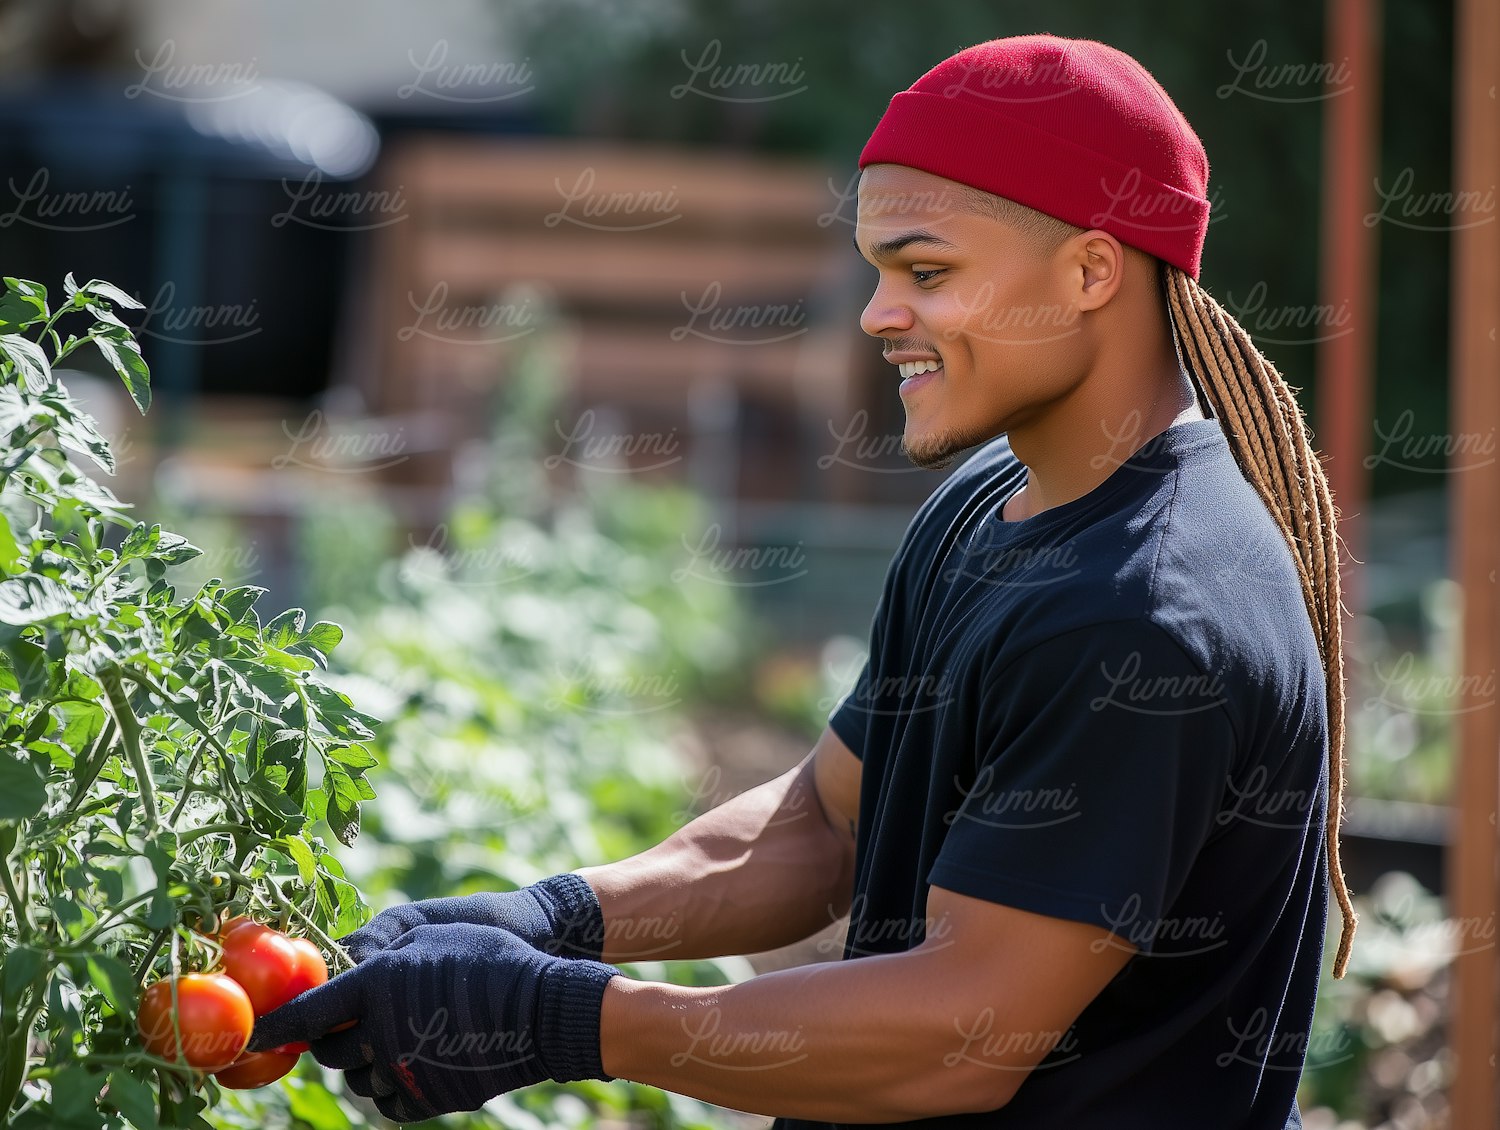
[1447,0,1500,1116]
[1314,0,1380,622]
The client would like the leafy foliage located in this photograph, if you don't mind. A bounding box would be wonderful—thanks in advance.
[0,276,372,1128]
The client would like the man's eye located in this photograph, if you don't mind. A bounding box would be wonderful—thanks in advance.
[911,268,944,284]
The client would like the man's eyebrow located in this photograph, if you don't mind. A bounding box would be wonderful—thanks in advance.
[852,229,961,262]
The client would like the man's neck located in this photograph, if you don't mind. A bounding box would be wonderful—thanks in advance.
[1001,366,1203,522]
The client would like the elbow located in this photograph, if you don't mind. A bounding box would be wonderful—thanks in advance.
[883,1066,1019,1120]
[941,1068,1020,1117]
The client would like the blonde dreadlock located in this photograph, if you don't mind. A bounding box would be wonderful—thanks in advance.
[1163,265,1357,979]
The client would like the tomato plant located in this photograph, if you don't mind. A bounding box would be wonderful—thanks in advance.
[0,275,378,1128]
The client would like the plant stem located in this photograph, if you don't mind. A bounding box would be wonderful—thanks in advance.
[223,867,351,971]
[101,667,157,831]
[71,889,158,948]
[0,837,33,940]
[174,821,248,847]
[163,742,206,824]
[122,669,252,820]
[133,927,170,986]
[64,713,117,815]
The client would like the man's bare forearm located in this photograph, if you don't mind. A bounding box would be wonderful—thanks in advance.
[598,944,1021,1122]
[575,755,855,963]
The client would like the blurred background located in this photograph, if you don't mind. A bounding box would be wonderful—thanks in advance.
[1,1,1493,1128]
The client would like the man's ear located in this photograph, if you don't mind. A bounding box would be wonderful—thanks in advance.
[1071,230,1125,312]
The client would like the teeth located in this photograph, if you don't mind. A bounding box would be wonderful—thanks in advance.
[899,359,942,379]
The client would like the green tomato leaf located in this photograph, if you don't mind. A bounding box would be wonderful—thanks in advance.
[0,750,47,821]
[41,1065,107,1129]
[92,333,151,414]
[284,1077,354,1130]
[49,402,115,474]
[118,522,160,564]
[0,511,22,574]
[0,944,44,1011]
[0,383,44,435]
[262,607,306,649]
[104,1069,162,1130]
[325,742,377,771]
[303,681,379,740]
[151,531,201,566]
[302,621,343,654]
[217,585,265,624]
[281,835,317,886]
[77,278,145,311]
[0,333,50,392]
[87,954,139,1012]
[0,278,48,331]
[325,782,360,847]
[261,646,317,672]
[0,575,78,624]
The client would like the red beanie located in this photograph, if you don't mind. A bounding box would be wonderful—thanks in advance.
[858,35,1212,278]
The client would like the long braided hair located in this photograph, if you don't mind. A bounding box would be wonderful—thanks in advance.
[954,184,1358,978]
[1162,266,1357,979]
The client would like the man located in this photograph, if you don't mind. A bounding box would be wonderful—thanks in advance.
[252,34,1356,1129]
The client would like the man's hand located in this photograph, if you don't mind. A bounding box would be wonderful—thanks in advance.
[248,924,618,1122]
[338,873,605,964]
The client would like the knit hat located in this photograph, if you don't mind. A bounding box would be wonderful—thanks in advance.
[858,35,1212,278]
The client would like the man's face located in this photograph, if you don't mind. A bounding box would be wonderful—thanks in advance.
[854,165,1083,469]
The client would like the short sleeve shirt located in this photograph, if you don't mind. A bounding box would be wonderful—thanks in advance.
[773,419,1329,1130]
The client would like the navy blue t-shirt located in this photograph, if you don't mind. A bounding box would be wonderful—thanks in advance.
[776,418,1328,1130]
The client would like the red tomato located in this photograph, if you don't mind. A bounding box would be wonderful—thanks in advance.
[221,925,302,1015]
[137,974,254,1070]
[285,937,329,996]
[218,914,259,938]
[213,1048,299,1089]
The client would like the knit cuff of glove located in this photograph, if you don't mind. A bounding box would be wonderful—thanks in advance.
[537,959,618,1082]
[532,873,606,960]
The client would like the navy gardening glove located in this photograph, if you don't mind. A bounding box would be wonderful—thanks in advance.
[339,873,605,963]
[248,923,619,1123]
